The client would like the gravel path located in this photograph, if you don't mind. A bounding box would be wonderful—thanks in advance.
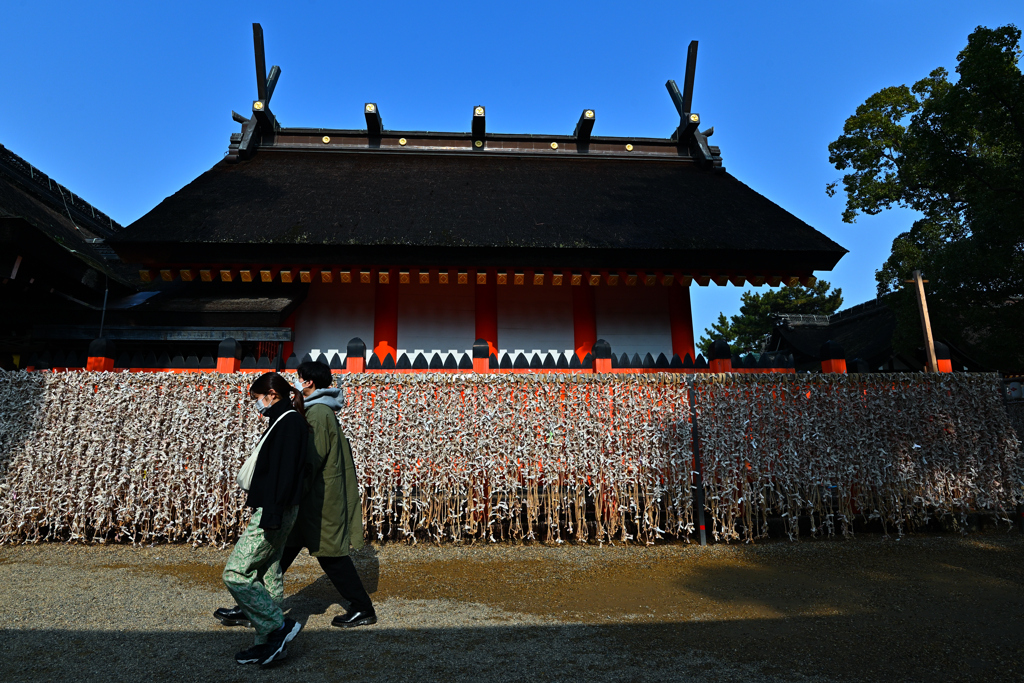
[2,534,1023,682]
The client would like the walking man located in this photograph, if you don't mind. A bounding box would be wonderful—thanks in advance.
[284,360,376,627]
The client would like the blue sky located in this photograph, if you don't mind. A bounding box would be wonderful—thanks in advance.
[3,1,1021,338]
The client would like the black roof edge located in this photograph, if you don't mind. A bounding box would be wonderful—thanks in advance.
[107,241,846,272]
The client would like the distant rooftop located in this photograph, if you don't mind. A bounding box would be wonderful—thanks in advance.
[0,144,122,241]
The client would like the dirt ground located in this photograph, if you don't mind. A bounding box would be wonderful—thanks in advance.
[1,533,1023,682]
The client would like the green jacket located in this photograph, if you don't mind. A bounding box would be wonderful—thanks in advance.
[287,401,365,556]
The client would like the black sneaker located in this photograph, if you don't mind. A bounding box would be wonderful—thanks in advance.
[235,644,262,664]
[214,606,252,627]
[235,644,289,665]
[258,617,302,666]
[331,608,377,628]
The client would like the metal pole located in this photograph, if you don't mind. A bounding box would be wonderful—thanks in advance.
[688,379,707,546]
[911,270,938,372]
[98,274,109,337]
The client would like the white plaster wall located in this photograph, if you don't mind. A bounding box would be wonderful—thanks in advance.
[292,281,375,360]
[594,285,673,358]
[397,281,476,354]
[498,283,574,353]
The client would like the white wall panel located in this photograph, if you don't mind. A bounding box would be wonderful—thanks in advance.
[498,283,573,353]
[292,281,375,359]
[397,282,476,353]
[595,285,672,358]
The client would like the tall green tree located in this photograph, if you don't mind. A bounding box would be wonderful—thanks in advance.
[827,24,1024,370]
[697,281,843,356]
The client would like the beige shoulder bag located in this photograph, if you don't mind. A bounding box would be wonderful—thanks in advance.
[237,410,296,491]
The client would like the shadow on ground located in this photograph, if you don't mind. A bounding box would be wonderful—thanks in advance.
[2,615,1020,683]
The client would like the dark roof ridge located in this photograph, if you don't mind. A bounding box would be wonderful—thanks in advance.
[829,298,888,324]
[0,144,122,239]
[775,298,888,329]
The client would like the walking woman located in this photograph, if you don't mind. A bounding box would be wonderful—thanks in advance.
[220,371,309,667]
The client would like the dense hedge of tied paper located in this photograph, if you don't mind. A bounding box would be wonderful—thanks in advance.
[0,371,1019,546]
[696,374,1022,541]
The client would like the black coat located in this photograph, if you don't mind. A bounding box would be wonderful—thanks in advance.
[245,398,310,530]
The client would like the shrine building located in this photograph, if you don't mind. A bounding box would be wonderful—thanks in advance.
[103,26,846,372]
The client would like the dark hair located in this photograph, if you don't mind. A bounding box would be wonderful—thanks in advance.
[297,360,332,389]
[249,372,305,417]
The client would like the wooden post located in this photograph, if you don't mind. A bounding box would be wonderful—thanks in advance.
[346,338,366,373]
[909,270,938,373]
[472,339,491,374]
[707,339,732,374]
[819,340,846,374]
[591,339,612,373]
[86,338,116,372]
[216,338,242,373]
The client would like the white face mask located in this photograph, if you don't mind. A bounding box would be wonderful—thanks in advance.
[293,377,306,393]
[254,396,271,415]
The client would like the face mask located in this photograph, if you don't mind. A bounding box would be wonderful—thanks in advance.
[255,397,270,415]
[293,377,306,393]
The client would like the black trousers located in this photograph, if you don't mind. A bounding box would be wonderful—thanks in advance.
[280,545,374,613]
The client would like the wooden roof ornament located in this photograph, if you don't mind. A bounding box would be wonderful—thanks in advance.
[574,109,596,152]
[665,41,720,172]
[227,23,282,162]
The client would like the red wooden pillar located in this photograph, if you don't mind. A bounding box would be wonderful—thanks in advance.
[935,342,953,373]
[216,338,242,373]
[475,268,498,357]
[707,339,733,373]
[346,338,366,373]
[668,284,696,361]
[572,281,597,360]
[819,341,847,373]
[472,339,491,373]
[592,339,612,373]
[374,268,398,362]
[86,338,115,372]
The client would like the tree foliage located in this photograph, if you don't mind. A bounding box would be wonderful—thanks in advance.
[828,24,1024,370]
[697,281,843,356]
